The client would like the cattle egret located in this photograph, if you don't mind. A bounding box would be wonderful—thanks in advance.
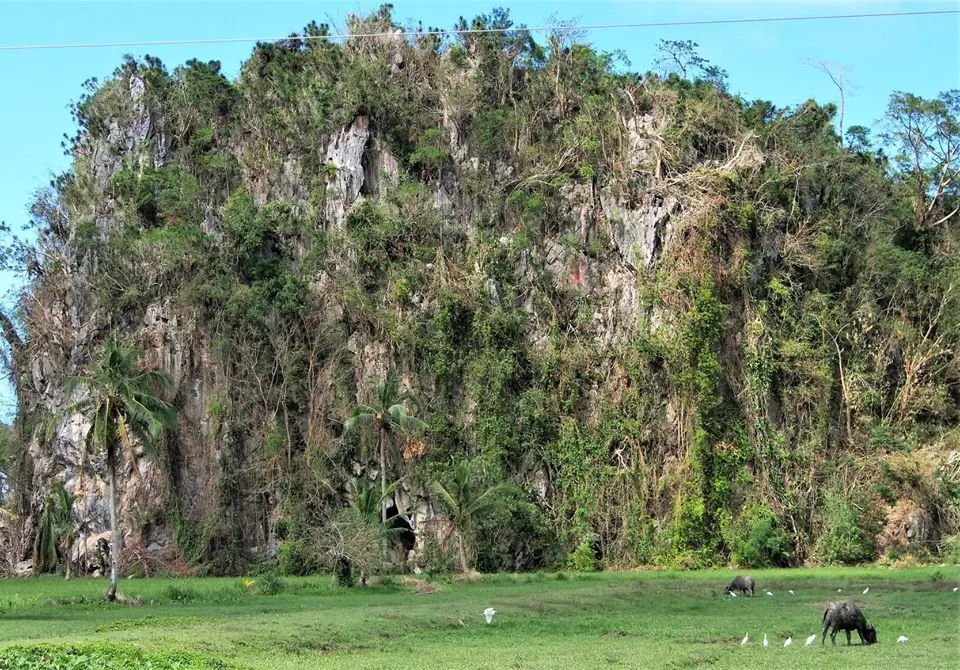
[805,634,817,646]
[741,633,750,646]
[953,586,958,592]
[897,635,908,644]
[788,590,795,595]
[766,591,774,597]
[483,607,496,624]
[837,588,843,592]
[729,591,738,597]
[862,587,870,595]
[784,636,793,647]
[763,634,768,648]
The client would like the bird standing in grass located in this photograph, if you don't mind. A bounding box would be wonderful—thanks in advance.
[766,591,774,597]
[897,635,908,643]
[763,634,768,648]
[862,587,870,595]
[741,633,750,646]
[805,634,817,646]
[484,607,496,624]
[788,590,795,595]
[784,636,793,647]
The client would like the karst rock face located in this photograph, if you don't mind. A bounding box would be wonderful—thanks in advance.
[12,14,953,574]
[19,60,682,569]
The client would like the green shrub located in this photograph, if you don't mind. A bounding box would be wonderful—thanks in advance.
[567,540,599,572]
[423,534,455,577]
[726,505,792,568]
[253,572,286,595]
[940,535,960,565]
[814,493,877,565]
[277,539,319,576]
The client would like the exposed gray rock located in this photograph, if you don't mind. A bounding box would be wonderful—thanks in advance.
[324,115,371,224]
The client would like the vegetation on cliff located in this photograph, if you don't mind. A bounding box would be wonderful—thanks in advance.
[1,6,958,576]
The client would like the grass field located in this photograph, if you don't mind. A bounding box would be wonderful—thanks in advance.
[0,566,958,668]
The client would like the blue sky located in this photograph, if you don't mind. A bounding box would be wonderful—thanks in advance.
[0,0,957,417]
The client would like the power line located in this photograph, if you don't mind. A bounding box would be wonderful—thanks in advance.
[0,9,957,52]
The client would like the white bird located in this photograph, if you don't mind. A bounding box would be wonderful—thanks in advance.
[766,591,774,597]
[837,588,843,592]
[953,586,958,592]
[805,634,817,646]
[784,636,793,647]
[729,591,738,597]
[741,633,750,646]
[862,587,870,595]
[763,634,769,648]
[788,590,795,595]
[897,635,908,644]
[483,607,496,624]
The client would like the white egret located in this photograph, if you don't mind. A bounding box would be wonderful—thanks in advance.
[805,634,817,646]
[741,633,750,646]
[788,590,795,595]
[763,634,768,648]
[784,636,793,647]
[483,607,496,624]
[766,591,774,597]
[897,635,908,644]
[862,587,870,595]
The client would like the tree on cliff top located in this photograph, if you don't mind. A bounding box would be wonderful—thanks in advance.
[63,335,176,601]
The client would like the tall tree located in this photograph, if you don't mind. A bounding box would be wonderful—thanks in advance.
[63,335,176,601]
[883,90,960,228]
[432,463,517,572]
[345,373,425,523]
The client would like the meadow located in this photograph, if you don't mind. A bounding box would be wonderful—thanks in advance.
[0,567,957,669]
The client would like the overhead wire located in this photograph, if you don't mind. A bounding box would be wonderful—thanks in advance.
[0,9,957,52]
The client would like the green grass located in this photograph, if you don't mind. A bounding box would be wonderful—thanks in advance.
[0,567,958,668]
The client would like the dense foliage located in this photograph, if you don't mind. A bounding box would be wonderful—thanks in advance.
[2,6,958,574]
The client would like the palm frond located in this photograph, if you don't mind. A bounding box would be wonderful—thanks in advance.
[116,416,142,481]
[431,480,460,517]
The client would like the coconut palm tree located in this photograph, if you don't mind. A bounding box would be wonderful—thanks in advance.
[431,464,518,572]
[64,334,176,601]
[345,373,425,523]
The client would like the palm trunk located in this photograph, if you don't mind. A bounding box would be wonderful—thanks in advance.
[379,430,387,524]
[457,532,468,573]
[106,445,119,602]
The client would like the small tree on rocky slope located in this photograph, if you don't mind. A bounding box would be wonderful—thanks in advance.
[345,373,425,523]
[63,335,176,601]
[432,464,518,572]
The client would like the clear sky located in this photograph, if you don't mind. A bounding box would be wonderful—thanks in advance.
[0,0,957,418]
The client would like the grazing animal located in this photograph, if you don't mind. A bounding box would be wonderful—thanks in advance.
[724,575,756,597]
[821,601,877,646]
[763,634,768,648]
[896,635,908,643]
[805,634,817,646]
[740,632,750,646]
[784,636,793,647]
